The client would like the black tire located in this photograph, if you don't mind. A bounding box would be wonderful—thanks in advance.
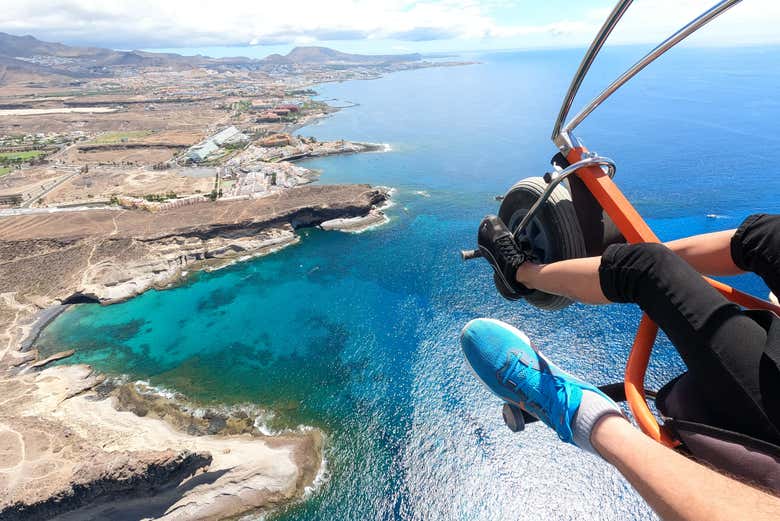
[498,177,586,310]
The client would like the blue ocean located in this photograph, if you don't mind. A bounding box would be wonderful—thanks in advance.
[37,46,780,520]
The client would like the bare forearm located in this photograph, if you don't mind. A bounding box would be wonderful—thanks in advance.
[592,416,780,521]
[664,230,742,276]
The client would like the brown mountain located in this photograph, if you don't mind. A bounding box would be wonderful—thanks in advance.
[265,46,421,64]
[0,32,422,80]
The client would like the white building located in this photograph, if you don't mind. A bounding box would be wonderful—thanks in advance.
[183,126,249,163]
[212,126,248,146]
[184,140,219,163]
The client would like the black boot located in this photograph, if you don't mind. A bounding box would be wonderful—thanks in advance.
[478,215,532,300]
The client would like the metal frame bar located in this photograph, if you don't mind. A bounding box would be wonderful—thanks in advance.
[551,0,634,145]
[553,0,743,150]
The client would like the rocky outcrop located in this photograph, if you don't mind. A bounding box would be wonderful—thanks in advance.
[0,183,389,305]
[0,365,323,521]
[3,447,211,521]
[0,183,386,520]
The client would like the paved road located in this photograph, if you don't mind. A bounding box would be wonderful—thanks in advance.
[21,166,81,208]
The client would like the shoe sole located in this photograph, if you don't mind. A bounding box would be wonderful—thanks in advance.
[478,246,522,301]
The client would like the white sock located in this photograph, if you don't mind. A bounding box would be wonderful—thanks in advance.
[572,389,623,455]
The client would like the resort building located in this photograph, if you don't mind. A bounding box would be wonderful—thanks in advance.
[259,134,293,148]
[256,111,282,123]
[211,126,249,146]
[183,126,249,163]
[184,140,219,163]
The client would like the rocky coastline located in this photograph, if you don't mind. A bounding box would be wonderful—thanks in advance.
[0,183,389,520]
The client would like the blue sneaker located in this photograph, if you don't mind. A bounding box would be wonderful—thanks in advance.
[461,318,621,453]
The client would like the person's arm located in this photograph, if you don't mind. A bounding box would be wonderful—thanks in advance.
[514,229,743,304]
[591,415,780,521]
[664,229,742,276]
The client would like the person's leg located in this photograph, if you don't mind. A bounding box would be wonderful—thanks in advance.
[591,415,780,521]
[730,214,780,297]
[516,256,608,304]
[461,319,780,521]
[518,242,779,443]
[598,242,779,442]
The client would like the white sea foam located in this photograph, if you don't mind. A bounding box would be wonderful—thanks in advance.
[252,410,278,435]
[133,380,181,400]
[304,449,330,498]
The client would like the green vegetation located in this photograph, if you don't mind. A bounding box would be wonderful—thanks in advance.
[0,166,11,176]
[142,191,177,202]
[232,100,252,113]
[34,87,131,98]
[300,100,328,112]
[286,88,317,96]
[0,150,47,167]
[91,130,153,144]
[0,150,46,161]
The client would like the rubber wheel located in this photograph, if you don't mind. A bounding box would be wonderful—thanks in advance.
[502,403,526,433]
[498,177,586,310]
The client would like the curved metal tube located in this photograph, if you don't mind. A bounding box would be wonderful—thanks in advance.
[514,156,616,236]
[562,0,742,136]
[551,0,634,143]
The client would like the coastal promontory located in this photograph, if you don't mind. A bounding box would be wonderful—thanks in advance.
[0,184,388,520]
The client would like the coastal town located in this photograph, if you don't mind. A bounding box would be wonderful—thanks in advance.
[0,59,389,212]
[0,32,469,520]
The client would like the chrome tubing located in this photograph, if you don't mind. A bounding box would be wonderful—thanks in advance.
[514,156,616,237]
[460,156,616,262]
[551,0,634,145]
[562,0,742,137]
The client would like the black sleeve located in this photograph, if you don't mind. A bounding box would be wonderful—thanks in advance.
[730,214,780,297]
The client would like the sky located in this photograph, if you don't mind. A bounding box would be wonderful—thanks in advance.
[0,1,778,57]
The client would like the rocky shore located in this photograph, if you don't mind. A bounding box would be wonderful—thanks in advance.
[0,183,389,520]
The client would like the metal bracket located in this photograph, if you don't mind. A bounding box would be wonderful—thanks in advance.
[513,156,616,238]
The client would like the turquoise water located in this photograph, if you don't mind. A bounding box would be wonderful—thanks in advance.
[38,46,780,520]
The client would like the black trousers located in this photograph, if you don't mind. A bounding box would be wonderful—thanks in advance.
[598,214,780,445]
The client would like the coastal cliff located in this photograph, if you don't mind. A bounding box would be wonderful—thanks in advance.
[0,184,389,520]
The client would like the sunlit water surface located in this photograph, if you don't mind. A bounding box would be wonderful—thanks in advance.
[38,46,780,520]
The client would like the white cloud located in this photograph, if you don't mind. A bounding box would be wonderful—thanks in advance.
[0,0,777,51]
[593,0,780,47]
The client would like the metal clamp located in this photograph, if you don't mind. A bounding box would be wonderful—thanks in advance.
[514,156,616,237]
